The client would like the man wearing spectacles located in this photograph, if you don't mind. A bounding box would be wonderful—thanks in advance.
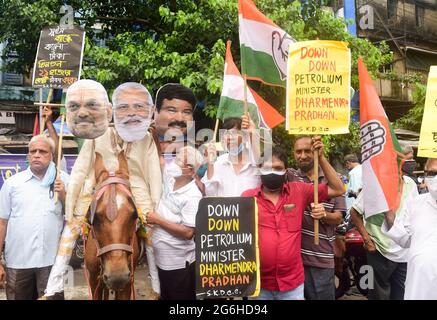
[383,158,437,299]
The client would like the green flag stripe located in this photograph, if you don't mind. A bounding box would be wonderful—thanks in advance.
[240,45,285,87]
[218,96,263,128]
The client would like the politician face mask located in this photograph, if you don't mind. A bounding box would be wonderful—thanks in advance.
[113,86,154,142]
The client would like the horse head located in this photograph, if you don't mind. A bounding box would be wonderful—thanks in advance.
[91,151,137,291]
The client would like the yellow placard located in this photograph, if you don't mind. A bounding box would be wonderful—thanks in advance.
[286,40,351,135]
[418,66,437,158]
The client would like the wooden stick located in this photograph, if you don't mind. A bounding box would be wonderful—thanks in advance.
[39,88,43,133]
[54,113,65,204]
[41,88,54,133]
[243,74,249,115]
[314,149,320,245]
[212,118,220,142]
[34,102,64,107]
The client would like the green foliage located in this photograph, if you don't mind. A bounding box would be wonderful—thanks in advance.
[395,83,426,132]
[0,0,393,163]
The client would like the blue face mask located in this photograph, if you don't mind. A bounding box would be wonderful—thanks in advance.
[41,161,57,187]
[196,163,208,178]
[228,143,245,157]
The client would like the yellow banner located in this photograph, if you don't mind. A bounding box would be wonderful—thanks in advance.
[286,40,351,135]
[418,66,437,158]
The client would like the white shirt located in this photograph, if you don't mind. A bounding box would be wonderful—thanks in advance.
[202,153,261,197]
[352,176,418,263]
[346,164,363,210]
[0,167,69,269]
[382,193,437,300]
[152,169,202,271]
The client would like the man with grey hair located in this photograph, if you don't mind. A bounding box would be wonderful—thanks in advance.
[382,158,437,299]
[112,82,155,142]
[66,79,112,139]
[0,135,69,299]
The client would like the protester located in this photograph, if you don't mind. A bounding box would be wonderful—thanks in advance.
[0,135,69,299]
[344,154,362,212]
[43,82,162,299]
[350,160,419,300]
[65,79,112,139]
[202,116,260,197]
[242,139,344,300]
[146,146,204,300]
[288,136,346,300]
[382,158,437,299]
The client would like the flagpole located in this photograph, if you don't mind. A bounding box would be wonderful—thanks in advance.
[314,149,320,245]
[53,113,65,204]
[243,74,249,115]
[41,88,54,133]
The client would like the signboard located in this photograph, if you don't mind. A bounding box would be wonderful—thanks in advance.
[418,66,437,158]
[195,197,260,299]
[286,40,351,134]
[0,154,77,189]
[32,25,85,89]
[0,111,15,124]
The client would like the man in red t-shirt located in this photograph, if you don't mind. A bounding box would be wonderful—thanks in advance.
[242,137,344,300]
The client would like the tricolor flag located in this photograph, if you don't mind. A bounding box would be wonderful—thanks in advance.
[238,0,295,87]
[218,41,285,130]
[358,58,403,218]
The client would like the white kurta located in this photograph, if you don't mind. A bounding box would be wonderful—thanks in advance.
[382,193,437,300]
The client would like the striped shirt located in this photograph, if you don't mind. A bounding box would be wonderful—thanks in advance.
[287,168,346,269]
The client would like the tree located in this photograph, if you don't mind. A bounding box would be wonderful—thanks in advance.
[0,0,393,163]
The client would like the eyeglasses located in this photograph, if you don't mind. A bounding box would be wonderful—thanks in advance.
[424,170,437,178]
[116,103,153,115]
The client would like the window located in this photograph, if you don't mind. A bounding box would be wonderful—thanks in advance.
[387,0,398,20]
[416,5,425,28]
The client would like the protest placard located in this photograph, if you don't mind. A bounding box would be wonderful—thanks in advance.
[32,25,85,89]
[195,197,260,299]
[286,40,351,135]
[418,66,437,158]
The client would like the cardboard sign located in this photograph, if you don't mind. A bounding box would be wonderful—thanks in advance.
[32,25,85,89]
[286,40,351,134]
[195,197,260,299]
[418,66,437,158]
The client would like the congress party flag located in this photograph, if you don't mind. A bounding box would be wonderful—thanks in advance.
[217,41,285,130]
[358,58,403,218]
[238,0,295,87]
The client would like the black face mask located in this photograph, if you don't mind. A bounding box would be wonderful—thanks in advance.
[261,173,286,191]
[402,160,417,176]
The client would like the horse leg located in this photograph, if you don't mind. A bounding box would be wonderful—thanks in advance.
[84,232,103,300]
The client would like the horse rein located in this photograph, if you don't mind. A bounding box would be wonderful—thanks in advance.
[88,172,137,257]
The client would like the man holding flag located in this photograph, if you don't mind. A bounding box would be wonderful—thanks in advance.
[349,59,419,300]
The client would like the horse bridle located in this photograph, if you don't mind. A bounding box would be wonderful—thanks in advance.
[89,172,137,257]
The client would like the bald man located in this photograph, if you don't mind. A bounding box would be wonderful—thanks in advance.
[43,82,162,299]
[66,79,112,139]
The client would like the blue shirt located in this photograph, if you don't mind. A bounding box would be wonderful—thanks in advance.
[0,167,69,269]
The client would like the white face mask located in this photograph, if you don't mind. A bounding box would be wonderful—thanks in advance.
[425,176,437,200]
[166,160,183,178]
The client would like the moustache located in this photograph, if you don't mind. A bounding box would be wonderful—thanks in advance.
[75,118,94,124]
[119,115,148,125]
[168,121,187,129]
